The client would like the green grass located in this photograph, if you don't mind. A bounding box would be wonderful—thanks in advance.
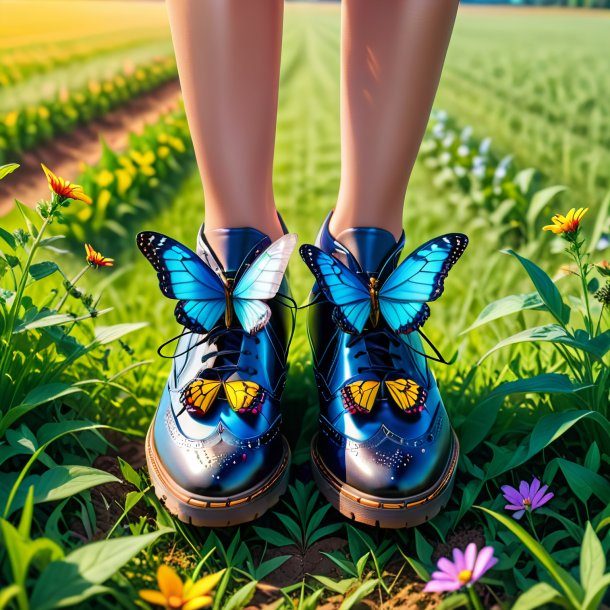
[437,9,610,206]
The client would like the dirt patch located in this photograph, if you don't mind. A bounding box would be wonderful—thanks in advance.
[0,78,182,215]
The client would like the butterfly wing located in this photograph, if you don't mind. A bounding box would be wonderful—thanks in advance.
[232,233,297,334]
[224,381,266,414]
[180,379,222,417]
[300,244,372,334]
[137,231,226,333]
[341,380,381,414]
[379,233,468,333]
[385,378,427,415]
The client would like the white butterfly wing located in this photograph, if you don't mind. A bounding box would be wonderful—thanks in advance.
[233,233,297,300]
[233,233,297,333]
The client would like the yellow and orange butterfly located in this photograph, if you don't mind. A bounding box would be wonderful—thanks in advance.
[181,378,266,415]
[341,378,426,415]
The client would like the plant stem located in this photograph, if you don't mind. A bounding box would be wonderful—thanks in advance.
[467,585,484,610]
[56,265,90,311]
[526,510,540,543]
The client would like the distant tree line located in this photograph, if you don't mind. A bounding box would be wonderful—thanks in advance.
[462,0,610,6]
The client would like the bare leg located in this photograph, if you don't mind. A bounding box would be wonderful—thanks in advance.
[165,0,284,241]
[332,0,459,240]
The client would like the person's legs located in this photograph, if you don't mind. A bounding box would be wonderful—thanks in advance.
[332,0,459,240]
[165,0,284,242]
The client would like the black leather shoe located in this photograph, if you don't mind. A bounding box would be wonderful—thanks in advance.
[301,211,466,528]
[138,223,296,526]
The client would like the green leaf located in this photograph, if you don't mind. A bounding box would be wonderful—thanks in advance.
[30,528,170,610]
[0,584,21,610]
[478,324,607,363]
[582,573,610,610]
[0,383,83,434]
[403,555,430,581]
[0,228,16,251]
[14,308,113,333]
[461,292,544,334]
[29,262,58,281]
[0,163,19,181]
[511,582,563,610]
[252,526,295,548]
[3,466,119,516]
[311,576,356,595]
[90,322,147,346]
[557,459,610,505]
[504,249,570,325]
[580,523,605,594]
[527,185,568,229]
[437,594,470,610]
[459,374,584,454]
[478,507,583,608]
[221,580,257,610]
[486,410,610,479]
[339,579,379,610]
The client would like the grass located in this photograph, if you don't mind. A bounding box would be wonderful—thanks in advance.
[437,8,610,206]
[1,4,609,610]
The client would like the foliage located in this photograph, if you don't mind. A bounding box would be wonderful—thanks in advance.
[0,52,177,165]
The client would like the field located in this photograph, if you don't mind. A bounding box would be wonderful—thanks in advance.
[1,3,609,610]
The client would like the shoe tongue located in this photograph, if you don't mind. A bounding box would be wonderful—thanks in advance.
[334,227,398,274]
[198,227,271,274]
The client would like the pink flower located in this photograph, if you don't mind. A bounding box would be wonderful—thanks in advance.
[424,543,497,593]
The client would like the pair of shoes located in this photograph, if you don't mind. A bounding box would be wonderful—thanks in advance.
[136,211,467,528]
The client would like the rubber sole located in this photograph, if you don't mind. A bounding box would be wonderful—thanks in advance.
[311,431,459,528]
[146,423,291,527]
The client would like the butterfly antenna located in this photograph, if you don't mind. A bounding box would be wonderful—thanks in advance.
[408,328,457,365]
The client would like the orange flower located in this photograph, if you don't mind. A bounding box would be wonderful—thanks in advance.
[85,243,114,268]
[41,163,92,204]
[139,565,224,610]
[543,207,588,235]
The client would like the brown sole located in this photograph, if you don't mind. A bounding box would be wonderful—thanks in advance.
[311,431,459,528]
[146,422,291,527]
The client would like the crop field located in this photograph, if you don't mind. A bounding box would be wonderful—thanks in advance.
[0,3,609,610]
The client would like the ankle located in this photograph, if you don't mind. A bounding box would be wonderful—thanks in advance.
[204,210,284,242]
[329,207,403,242]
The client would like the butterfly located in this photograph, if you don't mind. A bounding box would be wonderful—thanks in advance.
[300,233,467,335]
[137,231,297,335]
[341,378,427,415]
[181,378,266,416]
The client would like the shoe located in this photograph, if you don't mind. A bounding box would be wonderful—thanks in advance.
[137,222,297,527]
[300,211,467,528]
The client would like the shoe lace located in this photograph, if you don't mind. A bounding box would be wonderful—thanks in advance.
[348,328,402,376]
[157,292,298,379]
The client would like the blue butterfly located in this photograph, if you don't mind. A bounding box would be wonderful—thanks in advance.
[300,233,468,335]
[137,231,297,335]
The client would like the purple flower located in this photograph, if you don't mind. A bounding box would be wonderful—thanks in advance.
[501,478,553,520]
[424,543,497,593]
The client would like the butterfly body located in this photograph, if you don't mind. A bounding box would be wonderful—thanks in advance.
[368,276,381,327]
[223,277,234,328]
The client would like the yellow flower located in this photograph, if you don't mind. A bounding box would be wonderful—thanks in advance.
[41,163,92,204]
[96,169,115,188]
[38,106,50,119]
[116,169,133,195]
[85,243,114,268]
[543,207,588,235]
[168,137,185,153]
[5,111,19,128]
[139,565,224,610]
[158,146,170,159]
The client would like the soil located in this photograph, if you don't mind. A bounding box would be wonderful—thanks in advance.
[0,78,182,215]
